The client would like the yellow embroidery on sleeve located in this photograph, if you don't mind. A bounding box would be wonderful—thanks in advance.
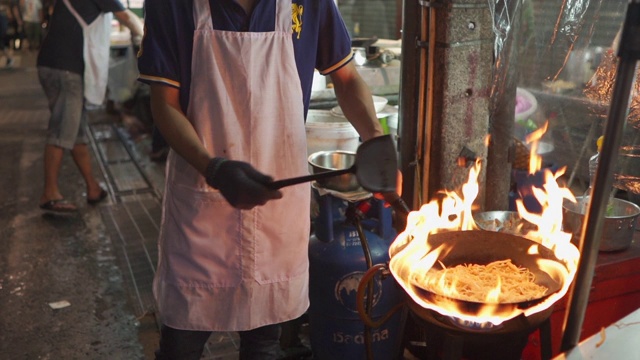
[292,4,303,39]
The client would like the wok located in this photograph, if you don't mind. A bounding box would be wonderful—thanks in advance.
[408,230,564,310]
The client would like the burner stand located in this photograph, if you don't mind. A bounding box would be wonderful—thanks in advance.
[405,300,553,360]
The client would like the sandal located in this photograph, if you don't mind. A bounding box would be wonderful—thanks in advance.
[87,189,108,205]
[39,199,78,213]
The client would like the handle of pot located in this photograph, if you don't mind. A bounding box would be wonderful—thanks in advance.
[267,167,353,189]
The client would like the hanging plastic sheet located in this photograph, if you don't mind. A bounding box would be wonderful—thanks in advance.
[488,0,639,198]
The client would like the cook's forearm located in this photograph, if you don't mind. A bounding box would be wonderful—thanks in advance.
[335,83,383,141]
[150,85,211,175]
[331,64,384,141]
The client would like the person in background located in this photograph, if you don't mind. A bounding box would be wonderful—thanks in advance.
[137,0,397,359]
[19,0,43,51]
[37,0,143,212]
[0,0,19,67]
[40,0,54,39]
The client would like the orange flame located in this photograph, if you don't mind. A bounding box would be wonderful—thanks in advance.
[525,122,548,174]
[389,130,580,325]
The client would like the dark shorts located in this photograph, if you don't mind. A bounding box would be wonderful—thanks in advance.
[38,66,88,149]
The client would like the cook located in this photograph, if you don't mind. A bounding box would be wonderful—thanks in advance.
[137,0,396,358]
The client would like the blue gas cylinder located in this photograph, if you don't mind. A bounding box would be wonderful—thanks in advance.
[308,191,405,360]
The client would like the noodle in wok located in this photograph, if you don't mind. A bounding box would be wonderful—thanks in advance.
[414,259,548,304]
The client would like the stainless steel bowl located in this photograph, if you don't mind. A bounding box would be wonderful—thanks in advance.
[473,211,535,235]
[308,150,360,192]
[563,196,640,252]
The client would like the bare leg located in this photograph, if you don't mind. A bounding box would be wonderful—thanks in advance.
[70,143,104,199]
[40,144,76,211]
[41,144,65,203]
[2,43,14,67]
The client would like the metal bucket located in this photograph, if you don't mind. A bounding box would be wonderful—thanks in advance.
[473,210,536,235]
[562,196,640,252]
[308,151,360,192]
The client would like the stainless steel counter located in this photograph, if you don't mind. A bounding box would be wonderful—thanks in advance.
[554,306,640,359]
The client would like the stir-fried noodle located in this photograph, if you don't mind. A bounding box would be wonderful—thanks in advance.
[414,259,548,304]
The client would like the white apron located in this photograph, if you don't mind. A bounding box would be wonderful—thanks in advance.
[154,0,311,331]
[62,0,112,105]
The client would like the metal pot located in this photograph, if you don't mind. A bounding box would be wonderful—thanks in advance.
[474,211,536,235]
[307,150,361,192]
[562,196,640,252]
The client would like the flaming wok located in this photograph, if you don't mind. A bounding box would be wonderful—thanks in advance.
[391,230,569,318]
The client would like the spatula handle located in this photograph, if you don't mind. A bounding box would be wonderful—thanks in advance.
[268,168,352,189]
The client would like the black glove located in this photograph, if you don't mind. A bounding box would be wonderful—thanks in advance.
[205,157,283,209]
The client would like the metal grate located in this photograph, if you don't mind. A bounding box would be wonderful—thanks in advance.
[97,139,130,162]
[87,113,159,200]
[85,111,162,316]
[108,162,151,193]
[100,199,160,316]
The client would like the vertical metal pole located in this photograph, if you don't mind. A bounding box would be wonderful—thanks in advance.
[398,0,422,210]
[560,0,640,351]
[421,0,435,205]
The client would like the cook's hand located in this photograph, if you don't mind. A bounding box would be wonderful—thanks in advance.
[205,158,283,210]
